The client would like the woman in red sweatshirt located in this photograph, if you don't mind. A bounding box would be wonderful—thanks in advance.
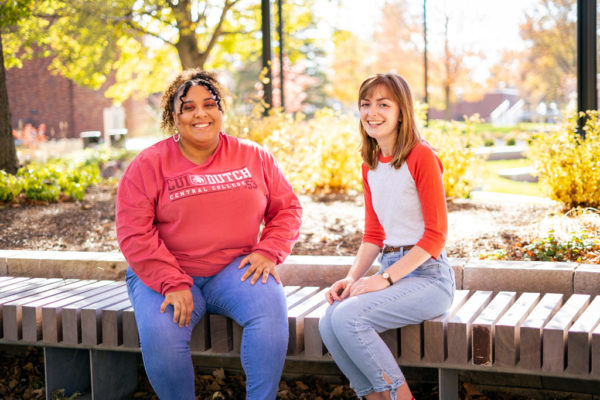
[116,69,302,400]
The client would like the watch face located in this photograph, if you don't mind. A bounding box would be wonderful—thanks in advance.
[382,272,389,279]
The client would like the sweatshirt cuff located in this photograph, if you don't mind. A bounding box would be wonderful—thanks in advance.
[252,248,279,265]
[162,282,192,296]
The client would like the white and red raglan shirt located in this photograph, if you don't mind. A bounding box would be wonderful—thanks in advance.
[362,142,447,259]
[116,133,302,296]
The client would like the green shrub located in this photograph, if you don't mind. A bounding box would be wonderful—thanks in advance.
[0,170,23,202]
[0,146,133,203]
[528,111,600,209]
[481,230,600,263]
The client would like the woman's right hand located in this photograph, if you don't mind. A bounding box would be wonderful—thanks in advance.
[161,288,193,328]
[325,277,356,304]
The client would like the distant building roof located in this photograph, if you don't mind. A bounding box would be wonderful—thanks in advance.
[429,89,521,121]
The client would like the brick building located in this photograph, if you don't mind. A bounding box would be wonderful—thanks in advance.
[6,58,159,139]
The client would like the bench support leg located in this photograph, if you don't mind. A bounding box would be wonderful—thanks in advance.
[44,347,91,400]
[90,350,138,400]
[438,368,458,400]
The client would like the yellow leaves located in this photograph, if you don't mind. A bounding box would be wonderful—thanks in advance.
[226,106,485,198]
[528,111,600,209]
[225,106,361,194]
[423,117,484,199]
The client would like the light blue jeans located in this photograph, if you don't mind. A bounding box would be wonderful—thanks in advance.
[126,256,288,400]
[319,249,455,399]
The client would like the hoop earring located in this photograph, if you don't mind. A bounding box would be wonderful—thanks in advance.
[173,133,181,143]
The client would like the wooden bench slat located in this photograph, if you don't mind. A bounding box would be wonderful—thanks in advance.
[209,314,233,353]
[423,289,470,363]
[591,320,600,378]
[471,291,517,366]
[283,286,301,295]
[494,292,541,367]
[285,286,322,309]
[519,293,563,370]
[101,299,132,348]
[382,328,399,359]
[21,280,105,343]
[0,277,32,290]
[304,302,330,357]
[542,294,591,373]
[41,281,120,343]
[0,278,66,301]
[122,307,139,349]
[61,284,127,345]
[287,288,328,355]
[565,296,600,375]
[81,292,131,346]
[2,279,80,341]
[447,290,494,364]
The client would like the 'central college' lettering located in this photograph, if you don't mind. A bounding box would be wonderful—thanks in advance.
[167,167,256,201]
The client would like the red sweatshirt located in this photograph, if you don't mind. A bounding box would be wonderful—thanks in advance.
[362,142,447,258]
[116,133,302,295]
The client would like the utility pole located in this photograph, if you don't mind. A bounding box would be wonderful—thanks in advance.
[261,0,273,115]
[577,0,597,138]
[277,0,285,111]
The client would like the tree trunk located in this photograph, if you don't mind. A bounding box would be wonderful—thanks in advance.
[0,34,18,174]
[175,34,207,70]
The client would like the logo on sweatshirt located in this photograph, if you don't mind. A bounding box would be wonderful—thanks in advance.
[167,167,257,201]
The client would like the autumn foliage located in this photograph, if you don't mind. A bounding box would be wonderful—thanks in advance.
[226,105,482,198]
[528,111,600,209]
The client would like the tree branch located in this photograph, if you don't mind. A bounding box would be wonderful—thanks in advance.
[202,0,242,53]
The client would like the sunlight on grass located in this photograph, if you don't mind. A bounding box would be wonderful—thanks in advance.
[479,158,543,197]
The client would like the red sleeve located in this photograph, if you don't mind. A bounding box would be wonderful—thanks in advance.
[361,163,385,248]
[406,144,447,258]
[252,150,302,265]
[116,158,193,296]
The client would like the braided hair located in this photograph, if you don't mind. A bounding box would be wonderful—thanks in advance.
[160,69,226,134]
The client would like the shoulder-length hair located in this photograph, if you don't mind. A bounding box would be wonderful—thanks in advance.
[359,73,422,169]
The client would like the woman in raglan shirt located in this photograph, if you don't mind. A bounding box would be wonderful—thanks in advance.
[116,69,302,400]
[319,73,455,400]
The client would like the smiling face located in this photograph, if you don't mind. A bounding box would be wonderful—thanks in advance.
[173,85,222,153]
[359,84,401,156]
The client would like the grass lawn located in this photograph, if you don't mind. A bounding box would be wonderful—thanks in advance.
[479,158,543,197]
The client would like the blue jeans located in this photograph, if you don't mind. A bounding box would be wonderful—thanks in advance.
[319,249,455,398]
[126,256,288,400]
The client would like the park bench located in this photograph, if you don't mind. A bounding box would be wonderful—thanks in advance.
[1,274,600,400]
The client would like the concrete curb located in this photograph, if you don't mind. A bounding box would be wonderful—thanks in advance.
[0,250,598,296]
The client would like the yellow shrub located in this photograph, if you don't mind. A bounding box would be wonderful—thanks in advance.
[422,116,484,199]
[224,107,362,194]
[225,106,483,198]
[528,111,600,209]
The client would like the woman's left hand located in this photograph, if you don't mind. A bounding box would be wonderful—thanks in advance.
[239,252,280,285]
[349,275,389,297]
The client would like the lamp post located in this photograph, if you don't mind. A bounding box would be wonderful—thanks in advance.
[277,0,285,111]
[261,0,273,115]
[423,0,429,125]
[577,0,597,138]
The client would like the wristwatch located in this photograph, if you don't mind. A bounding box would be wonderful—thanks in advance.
[381,272,394,286]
